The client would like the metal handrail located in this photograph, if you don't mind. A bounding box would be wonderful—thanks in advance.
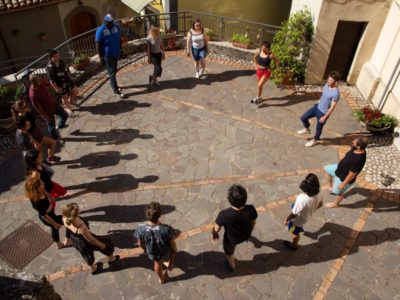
[12,11,281,85]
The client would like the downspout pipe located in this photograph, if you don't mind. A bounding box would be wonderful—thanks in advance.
[377,56,400,110]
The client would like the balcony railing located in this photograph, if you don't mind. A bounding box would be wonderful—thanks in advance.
[13,11,281,86]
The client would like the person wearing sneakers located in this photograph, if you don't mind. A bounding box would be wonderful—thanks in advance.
[134,202,177,284]
[297,71,341,147]
[324,136,368,208]
[251,40,279,104]
[28,74,69,140]
[186,18,208,78]
[95,14,125,98]
[147,26,165,87]
[284,173,323,250]
[212,184,258,272]
[46,49,79,115]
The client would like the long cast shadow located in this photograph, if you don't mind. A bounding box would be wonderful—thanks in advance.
[63,129,154,146]
[62,174,159,199]
[79,100,151,116]
[56,151,138,170]
[257,91,321,108]
[80,204,175,223]
[123,70,254,96]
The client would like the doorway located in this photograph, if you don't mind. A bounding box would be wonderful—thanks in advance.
[324,21,367,81]
[70,12,97,37]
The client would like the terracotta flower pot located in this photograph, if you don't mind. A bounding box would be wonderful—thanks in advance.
[232,41,250,49]
[72,57,90,71]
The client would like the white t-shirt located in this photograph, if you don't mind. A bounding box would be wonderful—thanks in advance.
[291,193,322,227]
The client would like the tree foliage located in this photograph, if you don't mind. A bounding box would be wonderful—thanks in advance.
[271,9,314,84]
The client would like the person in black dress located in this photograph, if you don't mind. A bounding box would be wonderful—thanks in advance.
[62,203,120,274]
[25,174,70,249]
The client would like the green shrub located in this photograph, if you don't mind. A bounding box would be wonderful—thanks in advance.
[204,27,214,37]
[0,85,19,119]
[271,9,314,84]
[231,33,250,44]
[73,53,89,65]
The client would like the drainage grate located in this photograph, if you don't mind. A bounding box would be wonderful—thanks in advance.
[0,220,53,269]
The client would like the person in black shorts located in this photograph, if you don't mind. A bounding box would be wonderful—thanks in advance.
[212,184,258,271]
[46,49,79,115]
[324,136,368,208]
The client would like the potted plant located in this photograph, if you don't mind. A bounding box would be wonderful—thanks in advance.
[271,9,314,85]
[354,106,398,133]
[72,53,90,71]
[204,27,214,41]
[231,33,250,49]
[163,29,177,50]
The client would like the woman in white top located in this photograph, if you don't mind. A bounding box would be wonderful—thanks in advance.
[147,26,165,86]
[186,18,208,78]
[284,173,323,250]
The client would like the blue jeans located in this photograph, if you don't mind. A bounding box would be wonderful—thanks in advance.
[104,56,119,93]
[301,104,328,140]
[48,103,68,139]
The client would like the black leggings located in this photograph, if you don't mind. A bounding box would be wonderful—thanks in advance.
[150,52,163,78]
[39,211,70,242]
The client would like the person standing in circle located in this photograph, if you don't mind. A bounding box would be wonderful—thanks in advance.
[251,41,279,104]
[147,26,165,87]
[186,18,208,79]
[95,14,125,98]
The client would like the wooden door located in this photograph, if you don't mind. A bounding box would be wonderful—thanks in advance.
[70,12,97,37]
[324,21,367,81]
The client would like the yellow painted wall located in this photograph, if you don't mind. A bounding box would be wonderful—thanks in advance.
[177,0,292,26]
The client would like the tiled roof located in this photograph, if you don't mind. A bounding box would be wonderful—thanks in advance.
[0,0,61,12]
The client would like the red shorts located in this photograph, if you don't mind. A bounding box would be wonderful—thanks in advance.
[50,181,67,199]
[256,68,272,80]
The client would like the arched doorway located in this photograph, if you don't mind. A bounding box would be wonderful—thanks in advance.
[70,12,97,36]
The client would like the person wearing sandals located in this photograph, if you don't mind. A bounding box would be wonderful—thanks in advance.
[147,26,165,87]
[186,18,208,78]
[284,173,323,250]
[134,202,177,283]
[46,49,79,116]
[25,174,71,249]
[62,203,120,275]
[12,100,61,164]
[25,149,66,199]
[212,184,258,272]
[251,41,279,104]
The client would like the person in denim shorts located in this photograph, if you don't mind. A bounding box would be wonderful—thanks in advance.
[186,18,208,78]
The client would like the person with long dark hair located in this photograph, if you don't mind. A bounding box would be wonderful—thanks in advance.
[25,148,66,199]
[251,40,279,104]
[284,173,323,250]
[186,18,208,78]
[25,174,70,249]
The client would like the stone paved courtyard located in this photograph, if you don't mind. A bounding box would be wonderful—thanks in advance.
[0,54,399,299]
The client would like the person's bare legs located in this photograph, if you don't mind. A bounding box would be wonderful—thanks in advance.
[154,260,167,283]
[62,95,72,110]
[257,75,269,99]
[163,252,176,271]
[194,61,200,73]
[226,254,235,269]
[292,234,300,248]
[326,193,344,208]
[42,136,56,158]
[325,173,333,190]
[69,87,79,106]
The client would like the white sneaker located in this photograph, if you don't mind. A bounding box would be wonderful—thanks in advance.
[199,68,204,76]
[250,96,261,104]
[305,139,317,147]
[297,128,310,135]
[195,72,200,79]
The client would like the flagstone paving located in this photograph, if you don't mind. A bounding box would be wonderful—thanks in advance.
[0,53,399,299]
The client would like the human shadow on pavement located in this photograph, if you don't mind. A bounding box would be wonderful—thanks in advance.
[0,154,25,194]
[257,91,321,108]
[162,223,400,281]
[339,187,400,212]
[80,204,175,224]
[123,70,254,97]
[63,129,154,146]
[79,100,151,116]
[62,174,159,199]
[57,151,138,170]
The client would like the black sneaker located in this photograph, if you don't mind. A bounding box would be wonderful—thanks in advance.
[47,156,61,163]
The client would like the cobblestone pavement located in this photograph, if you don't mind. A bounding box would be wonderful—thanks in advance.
[0,53,399,299]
